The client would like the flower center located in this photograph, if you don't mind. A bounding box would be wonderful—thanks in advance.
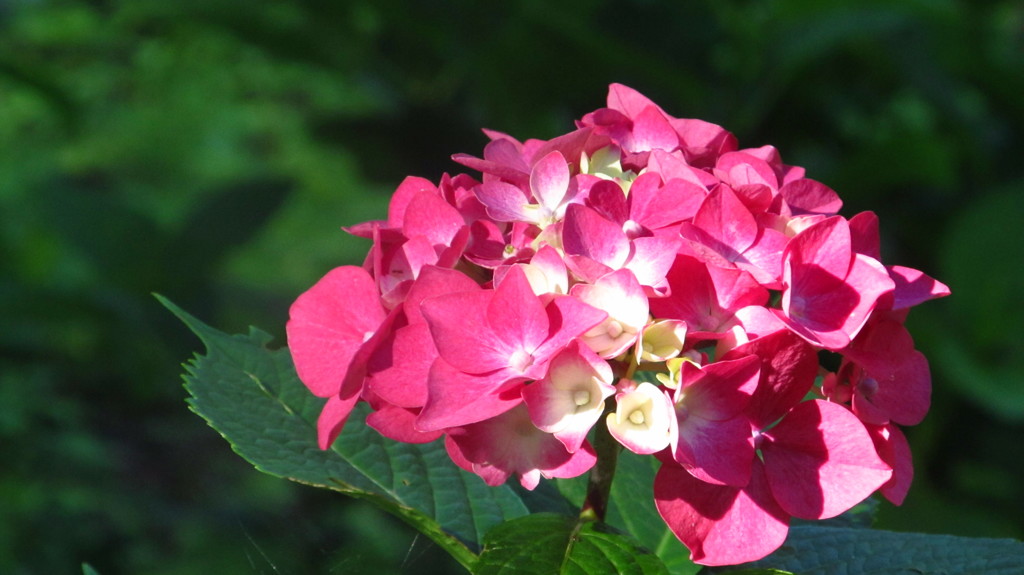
[628,409,646,425]
[508,349,534,373]
[573,390,591,407]
[606,319,624,339]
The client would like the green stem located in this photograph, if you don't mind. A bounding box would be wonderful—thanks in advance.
[580,397,620,522]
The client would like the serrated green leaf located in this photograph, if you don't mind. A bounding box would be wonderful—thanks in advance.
[724,525,1024,574]
[159,295,538,569]
[607,451,701,575]
[474,514,668,575]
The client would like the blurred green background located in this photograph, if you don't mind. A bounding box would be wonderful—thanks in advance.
[2,0,1022,573]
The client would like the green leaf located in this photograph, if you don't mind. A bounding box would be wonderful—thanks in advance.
[723,525,1024,574]
[81,564,100,575]
[474,514,668,575]
[607,451,701,575]
[159,295,536,569]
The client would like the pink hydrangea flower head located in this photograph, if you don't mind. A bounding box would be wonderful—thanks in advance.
[285,83,949,569]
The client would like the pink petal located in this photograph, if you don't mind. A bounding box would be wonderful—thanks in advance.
[287,266,387,398]
[476,180,535,223]
[562,203,630,269]
[630,105,679,153]
[779,178,842,216]
[416,358,525,431]
[606,83,660,117]
[784,215,853,278]
[530,150,571,212]
[674,414,754,487]
[867,423,914,505]
[421,290,510,374]
[387,176,438,228]
[402,191,465,247]
[654,459,789,566]
[722,330,819,430]
[317,393,360,450]
[886,265,952,310]
[365,403,444,444]
[365,322,435,408]
[762,399,892,520]
[628,174,705,230]
[488,265,550,360]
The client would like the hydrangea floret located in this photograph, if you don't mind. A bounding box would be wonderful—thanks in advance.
[286,84,949,566]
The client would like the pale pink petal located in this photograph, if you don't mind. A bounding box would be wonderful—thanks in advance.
[570,269,649,358]
[446,404,596,489]
[606,382,674,454]
[523,342,615,452]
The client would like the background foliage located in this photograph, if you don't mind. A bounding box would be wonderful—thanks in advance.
[2,0,1022,573]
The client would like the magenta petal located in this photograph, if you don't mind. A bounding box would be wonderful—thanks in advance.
[530,150,571,211]
[476,180,534,223]
[606,83,659,117]
[317,393,360,450]
[416,358,524,431]
[532,295,608,362]
[387,176,438,228]
[366,403,444,444]
[762,400,892,520]
[691,185,758,256]
[630,105,679,153]
[848,211,882,260]
[403,265,482,326]
[674,415,754,487]
[785,215,852,278]
[402,191,465,247]
[654,460,789,566]
[365,322,435,408]
[562,203,630,269]
[723,330,819,430]
[587,179,630,225]
[629,175,705,230]
[287,266,386,398]
[488,265,550,358]
[680,356,761,420]
[422,290,509,374]
[779,178,843,216]
[867,423,914,505]
[887,265,951,310]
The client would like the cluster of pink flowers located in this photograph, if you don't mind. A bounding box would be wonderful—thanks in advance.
[286,84,949,566]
